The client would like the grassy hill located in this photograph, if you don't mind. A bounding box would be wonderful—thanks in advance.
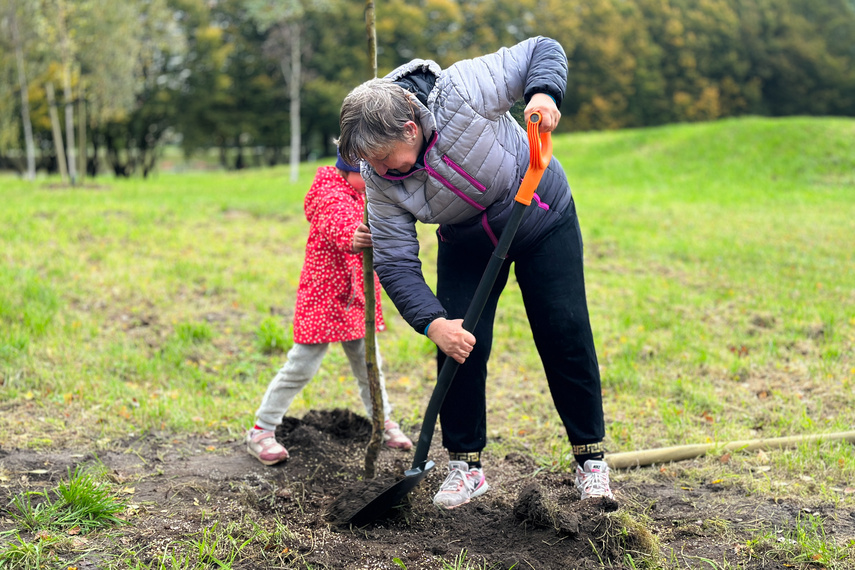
[1,114,853,476]
[2,115,854,569]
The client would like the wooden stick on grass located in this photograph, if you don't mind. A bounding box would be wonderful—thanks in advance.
[606,431,855,469]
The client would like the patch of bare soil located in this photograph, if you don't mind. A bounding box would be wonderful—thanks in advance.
[2,409,854,569]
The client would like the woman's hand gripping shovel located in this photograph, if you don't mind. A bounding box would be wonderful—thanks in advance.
[341,114,553,526]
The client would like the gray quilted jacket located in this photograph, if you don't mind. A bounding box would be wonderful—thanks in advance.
[364,37,572,334]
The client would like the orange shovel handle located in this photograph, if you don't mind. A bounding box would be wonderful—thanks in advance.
[515,113,554,206]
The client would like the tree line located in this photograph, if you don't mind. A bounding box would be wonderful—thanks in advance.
[1,0,853,180]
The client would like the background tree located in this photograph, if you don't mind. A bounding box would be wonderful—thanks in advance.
[457,0,532,55]
[0,0,38,179]
[78,0,176,177]
[245,0,332,181]
[739,0,855,117]
[170,0,237,168]
[2,0,855,176]
[565,0,653,129]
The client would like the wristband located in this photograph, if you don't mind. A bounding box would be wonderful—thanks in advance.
[424,322,431,336]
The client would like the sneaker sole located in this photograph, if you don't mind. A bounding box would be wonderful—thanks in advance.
[580,491,615,500]
[246,444,288,466]
[248,452,288,466]
[471,479,489,500]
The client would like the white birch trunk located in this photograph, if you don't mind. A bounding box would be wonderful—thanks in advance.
[78,84,86,181]
[11,12,36,181]
[63,72,77,184]
[288,23,301,182]
[58,0,77,184]
[46,82,69,183]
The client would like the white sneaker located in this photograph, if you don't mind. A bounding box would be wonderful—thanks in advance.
[432,460,489,509]
[575,459,614,499]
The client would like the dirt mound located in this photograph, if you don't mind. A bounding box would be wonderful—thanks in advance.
[2,409,853,568]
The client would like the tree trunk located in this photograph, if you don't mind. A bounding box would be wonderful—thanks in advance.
[219,144,228,169]
[288,22,301,183]
[57,0,77,185]
[63,69,77,185]
[365,0,377,75]
[90,132,99,176]
[362,0,382,480]
[45,82,69,183]
[362,225,382,480]
[11,11,36,181]
[77,85,86,182]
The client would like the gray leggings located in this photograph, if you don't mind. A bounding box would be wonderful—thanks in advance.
[254,339,392,431]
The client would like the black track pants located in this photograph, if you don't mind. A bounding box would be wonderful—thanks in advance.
[435,201,605,454]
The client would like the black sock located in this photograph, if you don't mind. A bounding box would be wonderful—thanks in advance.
[449,451,481,469]
[572,441,606,467]
[574,452,604,466]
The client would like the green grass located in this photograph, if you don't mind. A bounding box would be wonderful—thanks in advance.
[1,466,128,569]
[255,316,291,355]
[114,516,300,569]
[744,512,855,568]
[0,534,66,570]
[6,466,128,533]
[438,548,496,569]
[1,116,854,498]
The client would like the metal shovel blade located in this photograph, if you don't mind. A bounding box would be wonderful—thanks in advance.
[344,461,435,526]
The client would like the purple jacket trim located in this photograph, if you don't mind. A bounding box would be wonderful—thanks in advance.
[533,193,550,210]
[379,132,486,212]
[481,213,498,247]
[380,168,422,181]
[425,163,485,211]
[442,156,487,192]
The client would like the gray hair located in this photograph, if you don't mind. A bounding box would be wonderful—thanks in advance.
[337,78,414,167]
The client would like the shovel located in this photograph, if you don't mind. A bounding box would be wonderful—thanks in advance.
[343,114,553,526]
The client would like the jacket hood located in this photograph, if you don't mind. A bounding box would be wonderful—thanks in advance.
[386,59,442,83]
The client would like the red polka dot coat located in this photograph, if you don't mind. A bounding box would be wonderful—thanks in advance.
[293,166,386,344]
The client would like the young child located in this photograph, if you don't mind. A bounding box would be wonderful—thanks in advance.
[246,151,413,466]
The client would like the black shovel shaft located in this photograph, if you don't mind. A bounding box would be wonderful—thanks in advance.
[411,200,528,470]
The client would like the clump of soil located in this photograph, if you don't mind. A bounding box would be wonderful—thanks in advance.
[515,481,600,535]
[2,409,854,569]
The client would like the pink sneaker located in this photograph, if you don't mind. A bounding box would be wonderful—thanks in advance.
[383,420,413,450]
[246,429,289,465]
